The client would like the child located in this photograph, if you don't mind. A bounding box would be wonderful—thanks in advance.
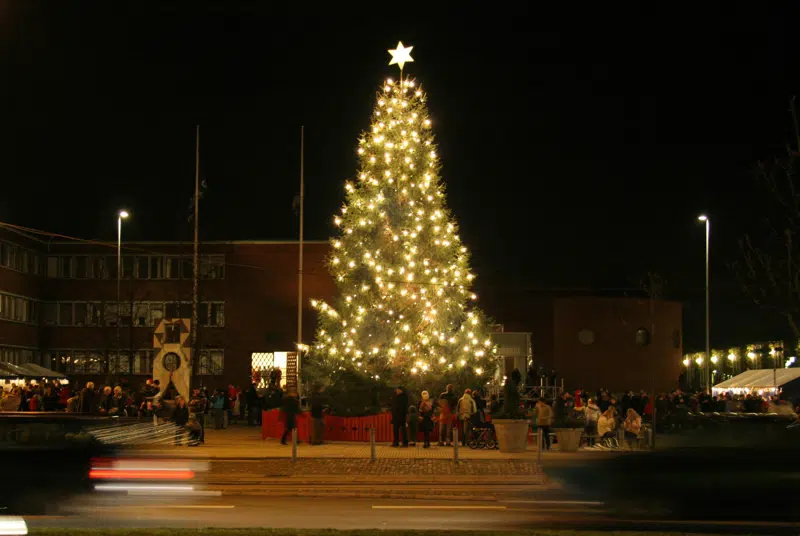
[407,405,418,446]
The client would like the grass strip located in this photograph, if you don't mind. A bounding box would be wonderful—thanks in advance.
[27,529,738,536]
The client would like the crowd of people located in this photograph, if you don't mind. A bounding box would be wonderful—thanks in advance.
[386,384,499,448]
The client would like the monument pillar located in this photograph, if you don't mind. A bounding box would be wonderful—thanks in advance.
[152,318,192,400]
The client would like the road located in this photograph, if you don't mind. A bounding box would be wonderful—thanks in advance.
[24,495,800,534]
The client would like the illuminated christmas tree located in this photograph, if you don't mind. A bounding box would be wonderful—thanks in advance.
[307,42,497,393]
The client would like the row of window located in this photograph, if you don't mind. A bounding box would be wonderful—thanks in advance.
[0,241,41,275]
[0,346,225,376]
[0,292,37,324]
[0,239,227,281]
[41,349,225,376]
[0,346,40,366]
[39,301,225,328]
[44,255,225,280]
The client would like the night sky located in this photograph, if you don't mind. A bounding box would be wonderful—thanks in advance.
[0,3,798,349]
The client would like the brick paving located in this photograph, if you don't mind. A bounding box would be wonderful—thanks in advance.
[209,458,541,476]
[143,426,545,460]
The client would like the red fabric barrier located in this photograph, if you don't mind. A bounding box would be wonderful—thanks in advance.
[263,410,412,443]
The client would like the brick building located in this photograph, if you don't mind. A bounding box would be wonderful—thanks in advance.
[531,296,683,393]
[0,225,683,393]
[0,226,335,389]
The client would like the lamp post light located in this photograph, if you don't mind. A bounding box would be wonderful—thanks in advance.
[116,210,129,373]
[698,214,710,393]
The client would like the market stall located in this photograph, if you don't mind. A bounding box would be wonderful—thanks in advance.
[712,368,800,398]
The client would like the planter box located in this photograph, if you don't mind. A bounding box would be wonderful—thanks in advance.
[493,419,529,453]
[555,428,583,452]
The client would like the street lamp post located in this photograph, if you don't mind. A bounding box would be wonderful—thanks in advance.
[698,215,710,393]
[117,210,129,375]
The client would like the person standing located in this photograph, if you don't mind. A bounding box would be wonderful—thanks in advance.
[391,386,409,447]
[172,396,190,446]
[457,388,477,446]
[211,389,225,430]
[584,398,601,447]
[189,388,207,443]
[536,398,553,451]
[437,384,457,446]
[280,391,300,445]
[418,390,435,448]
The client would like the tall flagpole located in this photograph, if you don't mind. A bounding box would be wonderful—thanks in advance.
[296,126,305,391]
[191,125,200,389]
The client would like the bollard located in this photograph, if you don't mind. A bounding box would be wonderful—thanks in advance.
[453,428,459,463]
[291,427,298,463]
[153,414,158,429]
[370,427,376,462]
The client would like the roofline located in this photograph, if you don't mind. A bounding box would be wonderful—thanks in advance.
[47,240,330,246]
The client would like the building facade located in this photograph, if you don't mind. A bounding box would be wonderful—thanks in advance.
[0,226,336,389]
[541,296,683,393]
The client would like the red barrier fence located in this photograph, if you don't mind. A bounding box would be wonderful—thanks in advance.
[261,410,443,443]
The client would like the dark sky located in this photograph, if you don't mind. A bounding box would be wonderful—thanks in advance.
[0,3,798,349]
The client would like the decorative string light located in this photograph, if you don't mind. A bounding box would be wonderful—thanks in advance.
[308,44,496,382]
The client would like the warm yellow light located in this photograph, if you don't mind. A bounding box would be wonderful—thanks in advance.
[118,210,129,219]
[711,355,718,364]
[727,353,736,362]
[682,358,690,366]
[695,357,703,366]
[698,214,708,222]
[388,41,414,70]
[747,352,756,359]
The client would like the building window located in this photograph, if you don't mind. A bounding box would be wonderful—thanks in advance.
[75,256,89,279]
[198,349,224,375]
[181,258,192,279]
[109,351,131,375]
[58,256,73,278]
[165,257,180,279]
[59,303,73,326]
[635,328,651,346]
[0,292,37,324]
[136,256,150,279]
[104,303,119,326]
[200,256,225,279]
[122,256,134,279]
[133,350,155,374]
[92,257,108,279]
[150,257,163,279]
[132,303,150,327]
[578,329,595,345]
[0,241,40,275]
[0,346,39,365]
[47,256,58,278]
[73,302,101,327]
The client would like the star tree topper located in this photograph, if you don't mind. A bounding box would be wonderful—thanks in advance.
[388,41,414,72]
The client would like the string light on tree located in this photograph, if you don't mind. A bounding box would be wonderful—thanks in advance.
[305,42,497,387]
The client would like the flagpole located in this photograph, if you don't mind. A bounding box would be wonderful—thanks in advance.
[191,125,200,390]
[296,126,305,392]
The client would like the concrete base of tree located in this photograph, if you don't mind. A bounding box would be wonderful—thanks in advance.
[555,428,583,452]
[493,419,528,453]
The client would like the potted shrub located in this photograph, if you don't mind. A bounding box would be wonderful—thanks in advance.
[553,411,585,452]
[492,369,529,453]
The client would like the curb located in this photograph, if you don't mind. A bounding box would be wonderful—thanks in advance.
[217,491,501,501]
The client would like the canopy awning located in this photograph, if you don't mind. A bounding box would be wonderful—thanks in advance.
[17,363,66,379]
[713,368,800,392]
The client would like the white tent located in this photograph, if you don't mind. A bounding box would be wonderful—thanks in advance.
[712,368,800,395]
